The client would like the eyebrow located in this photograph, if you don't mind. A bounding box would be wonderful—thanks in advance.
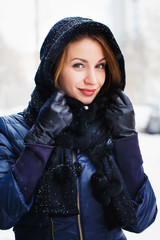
[70,57,106,63]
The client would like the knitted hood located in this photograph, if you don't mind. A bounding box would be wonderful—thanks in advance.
[24,17,126,126]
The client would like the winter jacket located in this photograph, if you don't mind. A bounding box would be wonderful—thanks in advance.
[0,17,157,239]
[0,113,157,239]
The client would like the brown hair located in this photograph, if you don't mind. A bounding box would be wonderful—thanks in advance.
[53,34,121,94]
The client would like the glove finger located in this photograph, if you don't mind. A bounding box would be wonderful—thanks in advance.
[106,100,122,112]
[60,103,73,123]
[108,91,124,107]
[108,96,125,109]
[53,90,65,102]
[64,113,73,125]
[50,93,67,110]
[59,97,67,107]
[114,89,133,106]
[106,107,121,116]
[61,104,72,115]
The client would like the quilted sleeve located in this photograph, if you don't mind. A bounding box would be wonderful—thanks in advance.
[0,117,31,229]
[0,116,54,229]
[113,134,157,232]
[113,133,145,199]
[124,175,157,233]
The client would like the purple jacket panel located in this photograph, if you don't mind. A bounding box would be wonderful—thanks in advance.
[12,143,53,202]
[113,134,145,199]
[113,133,145,199]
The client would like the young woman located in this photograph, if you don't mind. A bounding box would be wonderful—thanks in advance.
[0,17,157,240]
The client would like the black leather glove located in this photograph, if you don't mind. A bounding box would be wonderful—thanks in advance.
[105,89,136,139]
[25,91,73,145]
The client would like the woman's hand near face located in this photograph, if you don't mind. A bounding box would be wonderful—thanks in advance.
[25,91,73,145]
[105,89,136,139]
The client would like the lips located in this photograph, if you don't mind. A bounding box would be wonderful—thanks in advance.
[79,88,96,96]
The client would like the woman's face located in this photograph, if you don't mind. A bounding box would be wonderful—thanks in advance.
[58,38,106,105]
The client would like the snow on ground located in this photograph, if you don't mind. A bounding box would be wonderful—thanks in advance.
[0,230,14,240]
[0,132,159,239]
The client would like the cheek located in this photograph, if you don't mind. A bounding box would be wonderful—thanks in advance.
[64,72,83,89]
[98,72,106,87]
[58,73,76,93]
[58,74,68,91]
[58,69,70,89]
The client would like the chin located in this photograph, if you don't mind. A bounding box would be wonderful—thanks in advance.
[80,98,95,105]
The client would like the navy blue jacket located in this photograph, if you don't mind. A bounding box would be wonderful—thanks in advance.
[0,113,157,239]
[0,17,157,239]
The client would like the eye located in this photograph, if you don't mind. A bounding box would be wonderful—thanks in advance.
[96,63,106,69]
[73,63,84,69]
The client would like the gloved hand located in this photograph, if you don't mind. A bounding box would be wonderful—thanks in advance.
[105,89,136,139]
[25,91,73,145]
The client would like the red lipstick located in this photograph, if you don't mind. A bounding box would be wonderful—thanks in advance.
[79,88,96,96]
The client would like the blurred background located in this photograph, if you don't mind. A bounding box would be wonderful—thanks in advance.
[0,0,159,239]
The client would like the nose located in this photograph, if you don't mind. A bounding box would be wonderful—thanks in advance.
[84,68,97,85]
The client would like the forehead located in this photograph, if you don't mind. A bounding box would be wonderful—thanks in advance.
[66,37,105,59]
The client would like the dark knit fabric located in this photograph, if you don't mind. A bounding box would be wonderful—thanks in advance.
[22,17,137,230]
[30,96,138,230]
[23,17,125,127]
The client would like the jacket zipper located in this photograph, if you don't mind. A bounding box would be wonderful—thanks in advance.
[50,218,54,240]
[72,151,83,240]
[50,153,83,240]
